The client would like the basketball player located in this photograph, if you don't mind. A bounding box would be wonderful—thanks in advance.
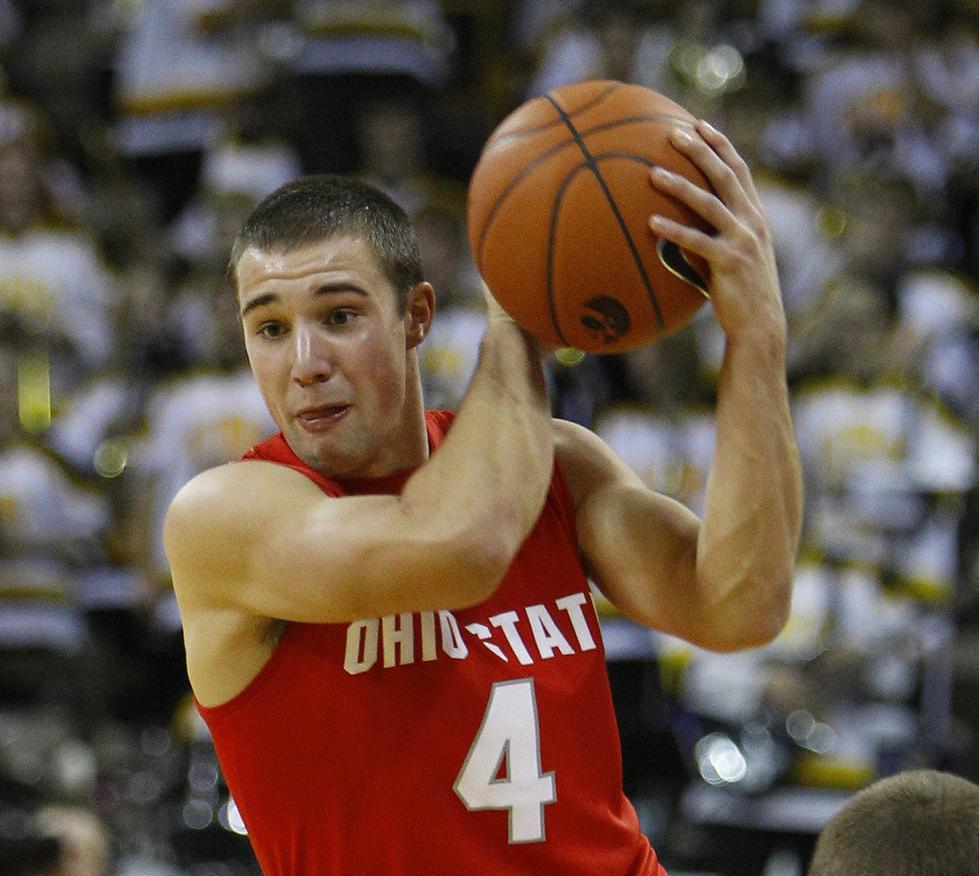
[163,120,802,874]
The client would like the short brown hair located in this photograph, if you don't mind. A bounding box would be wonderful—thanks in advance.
[808,770,979,875]
[229,174,424,312]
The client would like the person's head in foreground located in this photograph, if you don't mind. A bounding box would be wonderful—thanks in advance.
[808,769,979,875]
[228,174,435,478]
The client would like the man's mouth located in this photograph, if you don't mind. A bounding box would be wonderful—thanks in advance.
[296,405,351,430]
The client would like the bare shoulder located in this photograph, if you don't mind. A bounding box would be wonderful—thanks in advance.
[163,460,323,602]
[166,459,319,519]
[551,416,695,553]
[163,461,331,705]
[552,418,616,473]
[551,418,642,508]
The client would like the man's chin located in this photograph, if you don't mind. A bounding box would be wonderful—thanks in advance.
[285,430,361,479]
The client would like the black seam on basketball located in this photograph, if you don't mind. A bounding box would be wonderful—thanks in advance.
[586,150,710,292]
[580,114,695,140]
[485,83,621,146]
[546,181,570,346]
[490,112,693,148]
[546,159,675,345]
[546,163,606,346]
[474,117,699,265]
[543,94,665,329]
[475,138,579,265]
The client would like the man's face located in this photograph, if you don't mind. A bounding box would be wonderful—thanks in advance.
[236,236,419,478]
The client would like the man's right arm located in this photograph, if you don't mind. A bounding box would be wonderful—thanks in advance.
[163,316,553,624]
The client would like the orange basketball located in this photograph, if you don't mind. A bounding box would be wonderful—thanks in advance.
[467,80,713,354]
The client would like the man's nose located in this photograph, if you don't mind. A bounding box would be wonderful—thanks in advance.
[290,324,334,385]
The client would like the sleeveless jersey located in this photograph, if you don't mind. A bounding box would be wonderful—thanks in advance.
[197,411,666,875]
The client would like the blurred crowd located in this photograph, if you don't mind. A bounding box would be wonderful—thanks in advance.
[0,1,977,874]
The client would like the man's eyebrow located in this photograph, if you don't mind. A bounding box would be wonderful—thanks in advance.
[240,292,277,319]
[240,284,368,319]
[313,283,369,299]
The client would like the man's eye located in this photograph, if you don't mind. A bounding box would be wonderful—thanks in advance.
[257,323,285,339]
[328,309,358,326]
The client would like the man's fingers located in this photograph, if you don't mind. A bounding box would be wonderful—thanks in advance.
[695,119,763,208]
[648,213,722,263]
[649,164,734,234]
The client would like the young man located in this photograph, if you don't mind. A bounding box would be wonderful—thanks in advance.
[163,120,802,874]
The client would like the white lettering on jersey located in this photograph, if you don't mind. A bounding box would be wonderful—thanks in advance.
[489,611,535,665]
[343,592,599,676]
[420,611,438,661]
[439,609,468,659]
[382,612,414,667]
[555,592,597,651]
[526,604,574,659]
[344,618,379,674]
[465,623,509,661]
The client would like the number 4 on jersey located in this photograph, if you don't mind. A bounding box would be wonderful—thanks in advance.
[454,678,557,843]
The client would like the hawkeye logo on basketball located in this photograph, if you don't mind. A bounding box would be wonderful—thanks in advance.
[343,591,597,675]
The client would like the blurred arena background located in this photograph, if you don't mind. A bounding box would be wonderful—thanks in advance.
[0,1,977,873]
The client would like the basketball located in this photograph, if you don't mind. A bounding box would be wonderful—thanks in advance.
[467,80,713,354]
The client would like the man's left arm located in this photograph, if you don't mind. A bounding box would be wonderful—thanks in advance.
[560,120,803,652]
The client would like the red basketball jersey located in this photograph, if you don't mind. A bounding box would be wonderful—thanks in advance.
[197,411,666,875]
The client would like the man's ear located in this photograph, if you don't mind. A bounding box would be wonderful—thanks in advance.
[404,282,435,350]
